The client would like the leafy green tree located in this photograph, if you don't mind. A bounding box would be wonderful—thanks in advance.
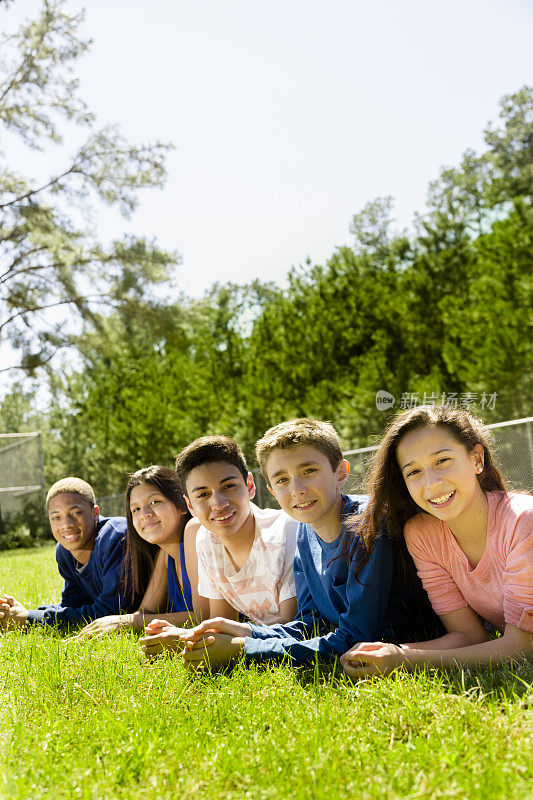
[4,80,530,509]
[0,0,176,374]
[484,85,533,206]
[243,198,410,448]
[439,203,533,419]
[0,382,40,433]
[46,279,280,492]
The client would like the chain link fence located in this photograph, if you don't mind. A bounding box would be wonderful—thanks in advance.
[0,432,45,519]
[342,416,533,495]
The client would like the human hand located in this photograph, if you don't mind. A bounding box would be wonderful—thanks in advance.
[340,642,406,677]
[180,616,252,647]
[182,632,245,671]
[71,614,133,640]
[139,620,188,657]
[0,595,28,629]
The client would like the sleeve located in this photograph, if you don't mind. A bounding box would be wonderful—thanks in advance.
[244,533,394,664]
[502,509,533,632]
[278,520,297,602]
[404,517,468,616]
[25,533,127,627]
[196,535,224,600]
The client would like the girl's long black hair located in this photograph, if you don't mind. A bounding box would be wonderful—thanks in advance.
[121,465,190,607]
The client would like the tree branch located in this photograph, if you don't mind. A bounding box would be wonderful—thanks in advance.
[0,43,36,105]
[0,245,45,280]
[0,346,58,374]
[0,294,118,333]
[0,158,81,208]
[0,253,113,285]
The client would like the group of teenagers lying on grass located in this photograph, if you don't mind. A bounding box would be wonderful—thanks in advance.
[1,405,531,675]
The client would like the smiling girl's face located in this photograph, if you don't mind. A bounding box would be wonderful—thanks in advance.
[129,481,185,545]
[396,424,485,523]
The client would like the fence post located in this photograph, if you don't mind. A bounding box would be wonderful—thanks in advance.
[526,420,533,480]
[38,431,46,501]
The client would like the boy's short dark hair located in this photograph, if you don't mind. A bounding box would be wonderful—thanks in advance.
[46,478,96,509]
[175,435,249,489]
[256,418,343,482]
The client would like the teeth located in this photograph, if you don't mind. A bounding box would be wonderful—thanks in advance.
[214,512,233,521]
[430,491,454,505]
[295,500,314,508]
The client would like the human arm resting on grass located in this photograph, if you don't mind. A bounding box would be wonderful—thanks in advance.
[243,532,393,664]
[179,527,392,667]
[342,501,533,675]
[75,552,193,638]
[22,519,129,628]
[138,596,239,657]
[341,606,533,676]
[0,594,30,628]
[78,522,213,638]
[166,550,324,668]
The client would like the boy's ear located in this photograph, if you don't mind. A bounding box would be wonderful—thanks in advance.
[184,495,195,515]
[246,472,256,500]
[336,459,350,490]
[266,483,274,496]
[92,505,100,522]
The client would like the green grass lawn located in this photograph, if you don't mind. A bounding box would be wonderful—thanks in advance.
[0,546,531,800]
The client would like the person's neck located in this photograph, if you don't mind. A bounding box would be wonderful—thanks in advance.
[72,542,95,566]
[313,495,344,543]
[216,509,256,570]
[157,540,180,562]
[446,488,489,557]
[156,517,187,561]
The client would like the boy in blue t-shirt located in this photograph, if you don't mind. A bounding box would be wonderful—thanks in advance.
[148,418,433,667]
[0,477,130,629]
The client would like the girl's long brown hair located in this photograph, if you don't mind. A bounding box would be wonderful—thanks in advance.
[121,466,190,606]
[346,405,507,580]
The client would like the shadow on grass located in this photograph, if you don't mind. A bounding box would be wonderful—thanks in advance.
[439,659,533,703]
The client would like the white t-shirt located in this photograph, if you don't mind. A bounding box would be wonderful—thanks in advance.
[196,504,298,624]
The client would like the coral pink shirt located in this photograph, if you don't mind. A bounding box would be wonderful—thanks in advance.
[404,491,533,633]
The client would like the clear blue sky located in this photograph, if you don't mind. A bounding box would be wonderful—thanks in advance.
[4,0,533,298]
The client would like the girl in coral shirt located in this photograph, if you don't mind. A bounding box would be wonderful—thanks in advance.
[341,405,532,676]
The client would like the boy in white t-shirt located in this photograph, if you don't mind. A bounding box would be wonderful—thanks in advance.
[140,435,297,655]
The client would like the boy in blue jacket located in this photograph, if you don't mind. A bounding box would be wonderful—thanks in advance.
[0,477,130,629]
[144,418,435,666]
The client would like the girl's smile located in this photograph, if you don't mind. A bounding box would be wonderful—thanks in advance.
[397,425,486,528]
[130,483,183,545]
[427,490,456,507]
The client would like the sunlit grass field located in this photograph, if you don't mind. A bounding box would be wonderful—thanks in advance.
[0,545,531,800]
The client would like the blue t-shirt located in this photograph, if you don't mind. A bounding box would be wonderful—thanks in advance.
[167,537,193,612]
[244,495,432,664]
[25,516,131,628]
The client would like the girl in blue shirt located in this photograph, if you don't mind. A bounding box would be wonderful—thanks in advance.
[77,466,209,637]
